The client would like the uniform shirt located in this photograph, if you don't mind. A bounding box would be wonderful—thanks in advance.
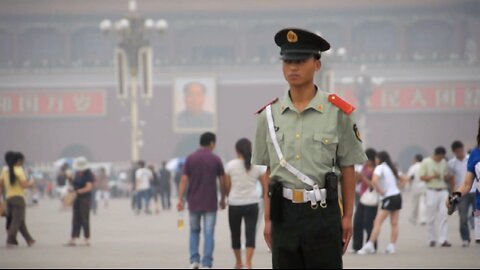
[1,166,28,199]
[226,159,263,206]
[252,89,367,189]
[183,147,225,212]
[419,157,448,190]
[448,155,475,193]
[374,162,401,199]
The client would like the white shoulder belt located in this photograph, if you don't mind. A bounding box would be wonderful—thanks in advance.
[266,105,327,208]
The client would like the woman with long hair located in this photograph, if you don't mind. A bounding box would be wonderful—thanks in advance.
[0,151,35,247]
[352,148,378,253]
[225,138,268,269]
[358,151,407,255]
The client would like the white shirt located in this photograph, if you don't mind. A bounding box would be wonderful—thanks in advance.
[407,162,426,191]
[226,159,263,206]
[448,155,475,193]
[355,164,364,194]
[135,168,152,191]
[374,162,401,199]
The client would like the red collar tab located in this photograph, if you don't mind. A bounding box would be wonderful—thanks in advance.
[255,98,279,114]
[328,94,355,115]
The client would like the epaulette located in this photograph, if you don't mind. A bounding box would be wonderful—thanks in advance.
[255,98,278,114]
[328,94,355,115]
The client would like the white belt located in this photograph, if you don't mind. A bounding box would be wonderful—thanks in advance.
[282,187,327,209]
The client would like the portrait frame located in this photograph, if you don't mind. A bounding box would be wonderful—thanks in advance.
[173,77,217,133]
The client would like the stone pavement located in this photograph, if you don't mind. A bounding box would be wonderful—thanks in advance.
[0,192,478,268]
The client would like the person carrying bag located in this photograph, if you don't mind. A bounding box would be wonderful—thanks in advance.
[360,187,379,207]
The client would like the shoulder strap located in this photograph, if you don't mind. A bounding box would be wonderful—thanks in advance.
[256,98,278,114]
[265,105,315,188]
[328,94,355,115]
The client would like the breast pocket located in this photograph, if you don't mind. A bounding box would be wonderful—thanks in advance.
[266,131,284,163]
[312,133,338,165]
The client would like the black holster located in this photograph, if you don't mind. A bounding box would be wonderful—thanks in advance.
[325,172,339,201]
[269,178,283,223]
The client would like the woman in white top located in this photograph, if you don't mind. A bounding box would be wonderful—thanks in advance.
[358,151,407,255]
[225,138,268,269]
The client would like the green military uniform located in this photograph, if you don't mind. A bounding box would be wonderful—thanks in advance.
[252,28,367,269]
[253,90,366,189]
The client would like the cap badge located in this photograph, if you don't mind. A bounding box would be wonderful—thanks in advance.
[287,30,298,43]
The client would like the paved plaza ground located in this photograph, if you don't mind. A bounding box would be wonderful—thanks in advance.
[0,191,478,268]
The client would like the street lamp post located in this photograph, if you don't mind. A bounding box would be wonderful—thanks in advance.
[100,0,167,162]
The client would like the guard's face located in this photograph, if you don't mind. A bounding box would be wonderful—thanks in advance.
[282,58,320,87]
[184,83,206,113]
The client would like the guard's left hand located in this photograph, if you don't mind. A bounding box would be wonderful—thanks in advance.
[341,216,353,255]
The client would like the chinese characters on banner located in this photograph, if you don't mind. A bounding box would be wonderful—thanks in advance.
[0,90,106,117]
[335,82,480,112]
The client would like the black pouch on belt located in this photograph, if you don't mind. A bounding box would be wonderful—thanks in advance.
[325,172,338,200]
[269,178,283,223]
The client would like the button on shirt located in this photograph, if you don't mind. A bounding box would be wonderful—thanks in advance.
[252,90,367,189]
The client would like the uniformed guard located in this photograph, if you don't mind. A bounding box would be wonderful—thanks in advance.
[252,28,367,269]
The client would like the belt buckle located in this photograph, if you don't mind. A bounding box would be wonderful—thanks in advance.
[292,190,304,203]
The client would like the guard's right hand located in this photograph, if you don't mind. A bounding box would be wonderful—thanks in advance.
[264,220,272,251]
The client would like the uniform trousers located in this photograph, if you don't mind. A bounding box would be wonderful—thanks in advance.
[272,198,343,269]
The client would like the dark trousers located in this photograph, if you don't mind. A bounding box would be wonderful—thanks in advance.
[6,196,34,245]
[272,198,343,269]
[352,203,378,251]
[458,192,475,241]
[228,203,259,249]
[160,185,171,209]
[72,195,91,239]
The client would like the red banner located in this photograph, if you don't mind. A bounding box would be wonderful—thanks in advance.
[335,82,480,112]
[0,90,106,117]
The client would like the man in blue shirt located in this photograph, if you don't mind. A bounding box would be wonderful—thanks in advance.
[447,117,480,244]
